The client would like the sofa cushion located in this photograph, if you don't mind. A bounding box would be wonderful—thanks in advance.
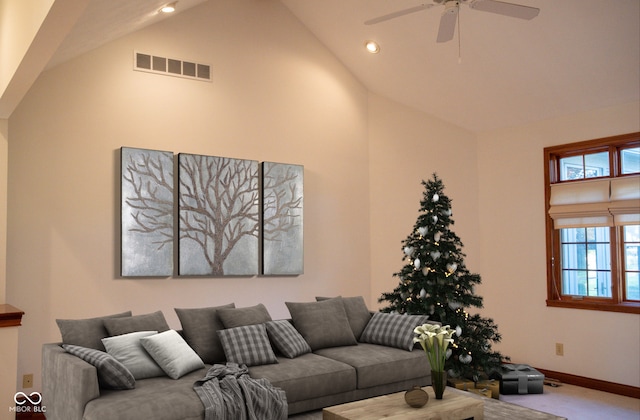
[316,296,372,340]
[218,324,278,366]
[83,366,208,420]
[175,303,234,364]
[140,330,205,379]
[218,304,272,328]
[315,343,431,389]
[62,344,136,390]
[56,311,132,351]
[248,353,356,403]
[286,298,357,350]
[265,320,311,358]
[102,331,165,379]
[359,312,430,351]
[103,311,170,336]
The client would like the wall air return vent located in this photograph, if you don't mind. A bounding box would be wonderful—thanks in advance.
[134,51,211,82]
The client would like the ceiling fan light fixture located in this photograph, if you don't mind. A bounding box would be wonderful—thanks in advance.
[160,2,177,14]
[365,40,381,54]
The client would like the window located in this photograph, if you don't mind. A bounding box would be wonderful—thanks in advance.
[544,133,640,313]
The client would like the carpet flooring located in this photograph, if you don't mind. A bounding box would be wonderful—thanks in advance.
[289,383,640,419]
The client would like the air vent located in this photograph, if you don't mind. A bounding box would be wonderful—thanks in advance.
[134,51,211,82]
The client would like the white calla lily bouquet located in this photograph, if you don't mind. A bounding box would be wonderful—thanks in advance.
[413,323,456,372]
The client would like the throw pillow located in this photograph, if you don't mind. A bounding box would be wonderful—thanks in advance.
[265,320,311,358]
[62,344,135,390]
[359,312,431,351]
[56,311,132,351]
[217,324,278,367]
[316,296,372,340]
[101,331,165,379]
[175,303,235,364]
[103,311,170,336]
[285,298,357,350]
[140,330,205,379]
[218,304,272,328]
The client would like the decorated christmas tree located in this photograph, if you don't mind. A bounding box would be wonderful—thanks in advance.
[379,173,507,381]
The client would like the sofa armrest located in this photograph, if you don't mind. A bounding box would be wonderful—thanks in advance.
[42,343,100,420]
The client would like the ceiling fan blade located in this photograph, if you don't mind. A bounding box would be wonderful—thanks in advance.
[436,3,458,43]
[469,0,539,20]
[364,3,434,25]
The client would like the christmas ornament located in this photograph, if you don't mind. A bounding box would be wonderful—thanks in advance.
[422,267,429,275]
[414,258,421,269]
[446,263,458,274]
[446,348,452,359]
[419,288,427,298]
[459,354,472,364]
[404,246,415,257]
[432,193,439,202]
[455,326,462,337]
[432,215,438,223]
[418,226,428,237]
[430,251,441,260]
[434,232,441,242]
[448,301,462,309]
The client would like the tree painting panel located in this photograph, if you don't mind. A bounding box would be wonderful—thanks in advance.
[262,162,304,275]
[179,154,259,276]
[121,147,174,276]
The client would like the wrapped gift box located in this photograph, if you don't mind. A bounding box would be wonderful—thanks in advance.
[490,364,544,394]
[448,378,500,399]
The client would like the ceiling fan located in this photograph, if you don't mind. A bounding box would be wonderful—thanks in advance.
[365,0,540,43]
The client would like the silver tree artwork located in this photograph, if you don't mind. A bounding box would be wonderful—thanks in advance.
[120,147,174,276]
[262,162,304,275]
[178,154,259,276]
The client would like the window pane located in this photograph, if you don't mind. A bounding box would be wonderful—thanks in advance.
[559,155,584,180]
[624,225,639,301]
[621,147,640,174]
[560,227,611,297]
[584,152,609,178]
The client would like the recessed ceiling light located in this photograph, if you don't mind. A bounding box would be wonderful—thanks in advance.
[365,40,380,54]
[160,2,177,13]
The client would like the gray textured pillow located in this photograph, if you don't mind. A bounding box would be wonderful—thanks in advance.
[218,304,272,328]
[102,331,165,379]
[56,311,132,351]
[62,344,135,390]
[265,320,311,358]
[140,330,205,379]
[175,303,235,364]
[217,324,278,367]
[103,311,169,336]
[286,298,357,350]
[359,312,431,351]
[316,296,372,340]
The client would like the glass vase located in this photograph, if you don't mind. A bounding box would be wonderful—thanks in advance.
[431,370,447,399]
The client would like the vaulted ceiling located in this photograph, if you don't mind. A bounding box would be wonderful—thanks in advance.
[4,0,640,132]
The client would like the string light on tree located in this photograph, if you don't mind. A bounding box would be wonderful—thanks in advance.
[379,173,508,381]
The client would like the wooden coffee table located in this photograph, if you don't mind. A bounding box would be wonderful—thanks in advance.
[323,386,484,420]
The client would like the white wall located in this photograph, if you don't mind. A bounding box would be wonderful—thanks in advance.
[476,101,640,387]
[7,0,371,392]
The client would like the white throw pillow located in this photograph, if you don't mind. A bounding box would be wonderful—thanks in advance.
[102,331,165,379]
[140,330,205,379]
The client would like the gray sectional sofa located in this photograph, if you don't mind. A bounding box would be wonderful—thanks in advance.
[42,297,433,420]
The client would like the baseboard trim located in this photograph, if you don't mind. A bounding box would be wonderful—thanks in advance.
[535,367,640,399]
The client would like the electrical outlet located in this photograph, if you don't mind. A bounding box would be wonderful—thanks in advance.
[555,343,564,356]
[23,373,33,388]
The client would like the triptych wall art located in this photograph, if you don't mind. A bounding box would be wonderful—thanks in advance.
[120,147,303,277]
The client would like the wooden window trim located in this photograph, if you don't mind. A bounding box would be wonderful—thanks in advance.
[544,132,640,314]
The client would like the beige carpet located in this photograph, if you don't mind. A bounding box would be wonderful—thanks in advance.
[289,383,640,419]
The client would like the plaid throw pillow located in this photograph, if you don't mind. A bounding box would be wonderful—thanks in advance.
[265,320,311,358]
[359,312,430,351]
[62,344,135,389]
[218,324,278,367]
